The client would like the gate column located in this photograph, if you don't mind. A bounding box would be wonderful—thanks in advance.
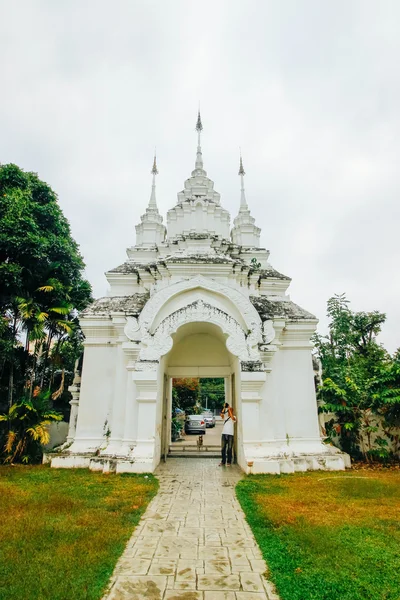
[239,364,267,472]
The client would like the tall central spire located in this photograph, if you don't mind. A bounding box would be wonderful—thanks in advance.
[148,152,158,210]
[194,110,205,173]
[238,152,248,211]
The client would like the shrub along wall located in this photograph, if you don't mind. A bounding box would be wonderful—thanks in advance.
[314,294,400,462]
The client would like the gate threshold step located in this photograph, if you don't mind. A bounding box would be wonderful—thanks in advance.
[169,445,220,451]
[167,452,220,459]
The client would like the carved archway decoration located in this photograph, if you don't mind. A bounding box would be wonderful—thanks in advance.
[139,275,262,334]
[138,299,261,362]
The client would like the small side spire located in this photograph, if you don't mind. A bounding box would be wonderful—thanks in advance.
[194,110,204,172]
[151,153,158,176]
[148,151,158,210]
[238,150,248,211]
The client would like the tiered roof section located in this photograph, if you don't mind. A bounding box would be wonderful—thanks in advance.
[93,113,316,324]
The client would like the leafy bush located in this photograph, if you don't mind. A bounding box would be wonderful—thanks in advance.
[0,389,63,464]
[314,294,400,461]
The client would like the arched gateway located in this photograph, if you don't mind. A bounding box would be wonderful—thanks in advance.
[50,114,349,474]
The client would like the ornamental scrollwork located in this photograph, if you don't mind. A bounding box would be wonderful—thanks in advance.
[139,299,261,362]
[124,317,141,341]
[263,320,275,345]
[139,275,262,335]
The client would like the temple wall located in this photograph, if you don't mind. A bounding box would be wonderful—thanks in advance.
[49,279,349,474]
[154,356,167,466]
[259,350,286,442]
[72,344,116,451]
[280,347,321,444]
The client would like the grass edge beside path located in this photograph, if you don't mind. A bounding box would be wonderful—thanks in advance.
[236,470,400,600]
[0,465,158,600]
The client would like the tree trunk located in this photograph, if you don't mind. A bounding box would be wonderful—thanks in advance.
[8,363,14,409]
[48,336,61,390]
[40,329,54,388]
[7,314,18,408]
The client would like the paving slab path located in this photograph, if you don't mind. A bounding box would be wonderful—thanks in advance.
[104,458,280,600]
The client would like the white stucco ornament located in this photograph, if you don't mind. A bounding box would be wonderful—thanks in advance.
[263,320,275,344]
[139,274,262,335]
[124,317,140,341]
[139,299,255,362]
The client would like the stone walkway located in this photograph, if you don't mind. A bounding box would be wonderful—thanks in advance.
[104,458,279,600]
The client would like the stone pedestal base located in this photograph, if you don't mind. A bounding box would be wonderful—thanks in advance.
[45,451,158,474]
[45,442,350,475]
[240,442,350,474]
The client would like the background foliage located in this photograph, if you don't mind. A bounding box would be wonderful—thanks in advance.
[0,164,92,463]
[172,377,225,414]
[314,293,400,461]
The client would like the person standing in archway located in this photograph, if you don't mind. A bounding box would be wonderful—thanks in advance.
[219,402,236,466]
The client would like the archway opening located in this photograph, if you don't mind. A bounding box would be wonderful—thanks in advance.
[160,322,240,461]
[171,377,225,453]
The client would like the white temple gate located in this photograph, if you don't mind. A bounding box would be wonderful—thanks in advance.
[49,113,349,474]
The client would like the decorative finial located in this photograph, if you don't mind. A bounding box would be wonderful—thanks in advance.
[238,152,245,176]
[194,110,205,173]
[151,152,158,176]
[239,149,248,211]
[148,150,158,210]
[196,110,203,132]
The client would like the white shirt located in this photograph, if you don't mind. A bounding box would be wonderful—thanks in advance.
[222,411,235,436]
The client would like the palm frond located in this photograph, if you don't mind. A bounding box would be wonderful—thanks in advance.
[11,437,28,463]
[27,423,51,444]
[0,403,19,421]
[5,431,17,454]
[56,321,73,334]
[52,369,65,400]
[36,312,48,323]
[49,306,72,316]
[43,412,63,421]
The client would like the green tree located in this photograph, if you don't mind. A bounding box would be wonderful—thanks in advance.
[199,378,225,411]
[172,378,200,413]
[0,164,92,459]
[314,294,400,460]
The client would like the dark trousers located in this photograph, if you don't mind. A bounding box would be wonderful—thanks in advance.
[221,434,234,465]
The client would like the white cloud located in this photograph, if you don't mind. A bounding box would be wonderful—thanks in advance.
[1,0,399,351]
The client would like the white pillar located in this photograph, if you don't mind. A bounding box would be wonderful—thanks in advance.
[118,348,139,456]
[66,373,80,443]
[104,341,138,456]
[240,370,267,471]
[116,363,160,473]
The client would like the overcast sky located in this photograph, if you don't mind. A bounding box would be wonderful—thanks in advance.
[1,1,399,352]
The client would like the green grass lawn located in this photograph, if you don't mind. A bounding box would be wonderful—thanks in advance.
[236,468,400,600]
[0,465,158,600]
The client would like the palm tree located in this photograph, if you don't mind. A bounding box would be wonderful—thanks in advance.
[0,388,63,463]
[17,279,74,393]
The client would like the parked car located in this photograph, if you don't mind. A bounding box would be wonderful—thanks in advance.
[202,410,216,428]
[185,414,206,434]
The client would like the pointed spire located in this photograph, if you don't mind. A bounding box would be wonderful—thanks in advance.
[238,154,245,176]
[148,151,158,210]
[238,150,248,211]
[151,152,158,176]
[196,110,203,133]
[194,110,204,172]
